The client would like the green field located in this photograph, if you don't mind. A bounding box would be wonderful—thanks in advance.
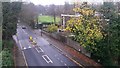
[38,15,60,23]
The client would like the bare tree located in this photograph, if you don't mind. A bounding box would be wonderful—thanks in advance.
[20,3,39,27]
[48,4,56,23]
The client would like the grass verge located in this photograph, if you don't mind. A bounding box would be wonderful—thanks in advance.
[38,15,60,23]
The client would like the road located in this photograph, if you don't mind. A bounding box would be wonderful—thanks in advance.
[16,23,81,68]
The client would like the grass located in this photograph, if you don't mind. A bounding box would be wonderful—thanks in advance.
[38,15,60,24]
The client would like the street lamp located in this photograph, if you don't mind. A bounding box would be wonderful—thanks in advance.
[98,59,100,62]
[105,18,110,56]
[41,27,42,36]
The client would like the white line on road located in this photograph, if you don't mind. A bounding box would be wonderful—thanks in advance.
[35,48,40,53]
[22,29,28,35]
[22,29,26,33]
[35,47,44,53]
[57,58,60,60]
[27,34,29,37]
[22,51,28,68]
[25,33,28,35]
[52,44,62,52]
[55,55,57,57]
[18,40,28,68]
[38,47,44,52]
[64,63,67,66]
[23,47,27,50]
[61,60,63,63]
[42,55,53,63]
[19,41,22,49]
[28,46,31,48]
[34,38,37,39]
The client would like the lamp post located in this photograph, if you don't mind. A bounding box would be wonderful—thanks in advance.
[105,19,110,44]
[105,18,110,56]
[41,28,42,36]
[36,15,39,29]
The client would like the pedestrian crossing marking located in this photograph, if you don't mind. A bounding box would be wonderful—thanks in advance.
[23,46,32,50]
[23,47,26,50]
[28,46,31,48]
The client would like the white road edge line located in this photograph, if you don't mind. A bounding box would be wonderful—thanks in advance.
[19,41,22,49]
[49,42,83,67]
[52,44,62,52]
[64,63,67,66]
[22,51,28,68]
[61,60,63,63]
[42,55,53,63]
[18,40,28,68]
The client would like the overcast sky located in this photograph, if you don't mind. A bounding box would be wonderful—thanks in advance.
[22,0,119,5]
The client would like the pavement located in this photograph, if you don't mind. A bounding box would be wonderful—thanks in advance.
[13,44,26,66]
[13,23,82,68]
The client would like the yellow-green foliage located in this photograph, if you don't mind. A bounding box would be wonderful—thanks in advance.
[66,4,104,50]
[47,24,58,33]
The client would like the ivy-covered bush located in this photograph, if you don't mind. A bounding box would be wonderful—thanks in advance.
[2,48,14,66]
[47,24,58,33]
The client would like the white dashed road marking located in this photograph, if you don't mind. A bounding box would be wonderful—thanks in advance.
[55,55,57,57]
[23,47,27,50]
[22,29,28,35]
[61,60,63,63]
[38,47,44,52]
[42,55,53,63]
[28,46,31,48]
[35,47,44,53]
[57,58,60,60]
[35,48,40,53]
[64,63,67,66]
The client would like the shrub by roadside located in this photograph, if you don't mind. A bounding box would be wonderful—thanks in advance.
[46,24,58,33]
[2,48,14,66]
[2,40,14,66]
[0,40,2,52]
[0,52,2,67]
